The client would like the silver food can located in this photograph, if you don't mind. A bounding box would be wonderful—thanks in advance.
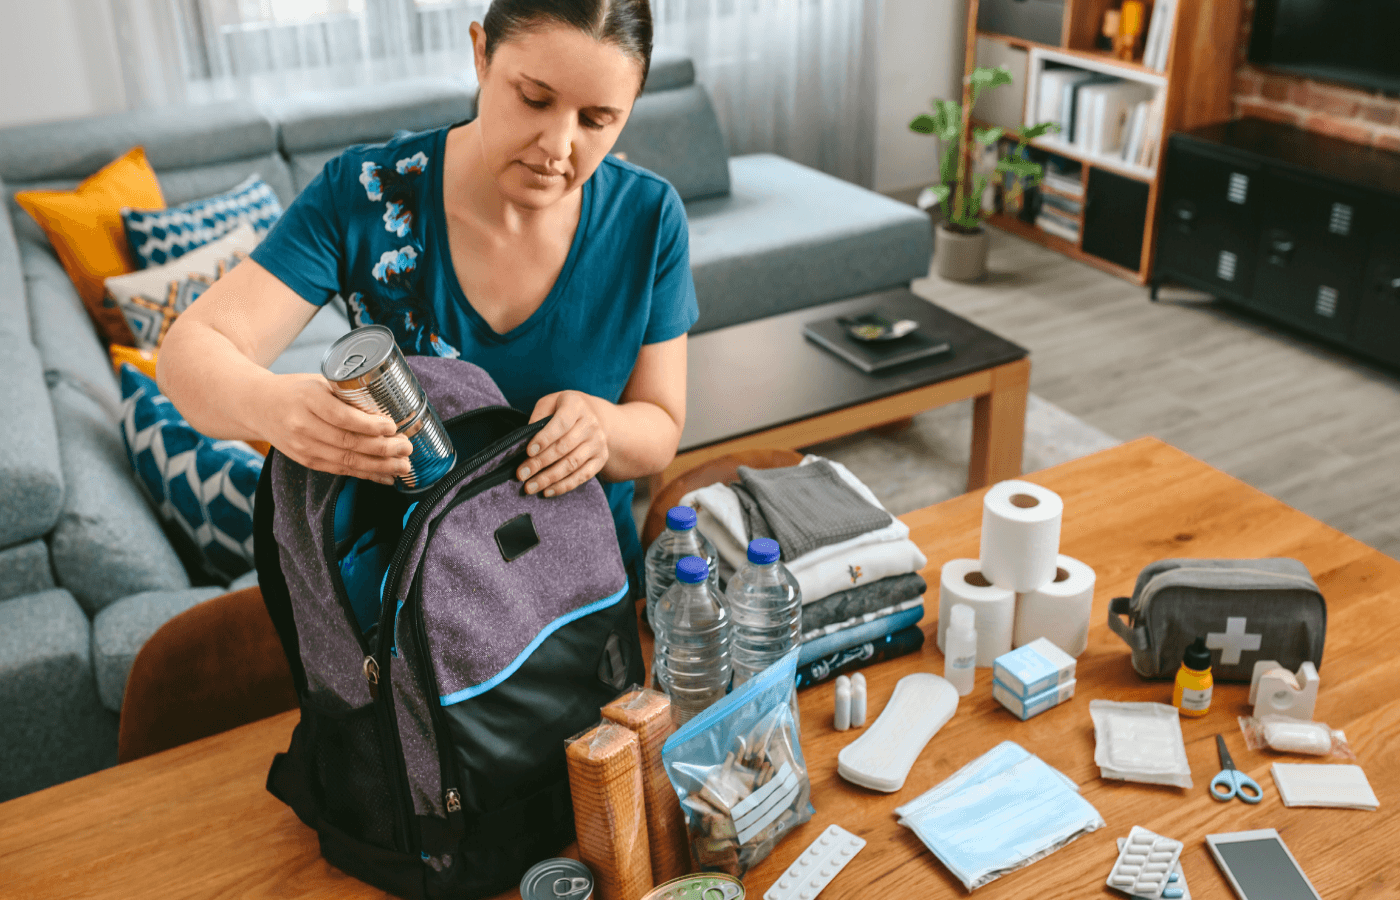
[320,325,456,493]
[520,858,594,900]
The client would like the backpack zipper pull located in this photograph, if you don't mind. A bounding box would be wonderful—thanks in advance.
[445,788,461,813]
[364,655,380,701]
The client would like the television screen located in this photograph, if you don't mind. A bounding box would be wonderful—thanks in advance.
[1249,0,1400,96]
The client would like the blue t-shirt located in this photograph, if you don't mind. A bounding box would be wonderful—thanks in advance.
[251,125,699,582]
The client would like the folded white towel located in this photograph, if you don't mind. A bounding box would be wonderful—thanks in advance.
[681,455,927,604]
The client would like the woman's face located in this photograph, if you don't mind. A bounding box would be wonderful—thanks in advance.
[471,22,643,210]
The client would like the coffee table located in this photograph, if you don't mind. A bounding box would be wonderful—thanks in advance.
[665,288,1030,492]
[2,438,1396,899]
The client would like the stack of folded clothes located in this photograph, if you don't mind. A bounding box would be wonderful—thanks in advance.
[681,456,928,688]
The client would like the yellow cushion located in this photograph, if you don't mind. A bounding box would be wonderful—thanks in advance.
[110,344,159,380]
[15,147,166,346]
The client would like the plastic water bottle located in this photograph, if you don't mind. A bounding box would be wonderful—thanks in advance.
[725,538,802,686]
[653,556,732,726]
[644,506,718,628]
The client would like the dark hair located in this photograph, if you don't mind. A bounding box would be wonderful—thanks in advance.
[482,0,653,91]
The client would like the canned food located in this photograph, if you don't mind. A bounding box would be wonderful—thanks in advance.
[520,858,594,900]
[321,325,455,492]
[640,873,745,900]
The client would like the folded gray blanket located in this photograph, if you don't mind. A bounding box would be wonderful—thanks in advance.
[800,572,928,633]
[737,460,891,560]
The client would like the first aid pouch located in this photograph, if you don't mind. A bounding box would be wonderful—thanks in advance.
[1107,558,1325,682]
[662,649,813,878]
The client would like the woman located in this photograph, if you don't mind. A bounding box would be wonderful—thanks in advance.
[160,0,694,582]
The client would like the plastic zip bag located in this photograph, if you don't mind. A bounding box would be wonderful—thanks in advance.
[661,649,813,877]
[1238,715,1355,759]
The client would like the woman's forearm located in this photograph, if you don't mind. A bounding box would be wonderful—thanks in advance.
[589,395,683,483]
[158,318,285,443]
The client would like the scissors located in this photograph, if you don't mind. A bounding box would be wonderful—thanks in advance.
[1210,734,1263,803]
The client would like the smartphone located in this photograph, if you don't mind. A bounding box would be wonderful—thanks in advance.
[1206,829,1322,900]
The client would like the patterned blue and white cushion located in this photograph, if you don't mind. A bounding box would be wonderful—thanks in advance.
[122,174,282,269]
[118,365,263,582]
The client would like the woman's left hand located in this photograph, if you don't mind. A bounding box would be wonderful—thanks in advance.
[518,390,610,497]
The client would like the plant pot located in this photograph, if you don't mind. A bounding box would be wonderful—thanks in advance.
[933,223,990,282]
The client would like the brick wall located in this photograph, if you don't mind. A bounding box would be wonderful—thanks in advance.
[1231,0,1400,152]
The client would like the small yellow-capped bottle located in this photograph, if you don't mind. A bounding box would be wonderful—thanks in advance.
[1172,636,1213,717]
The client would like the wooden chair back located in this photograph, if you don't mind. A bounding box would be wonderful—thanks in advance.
[117,586,297,763]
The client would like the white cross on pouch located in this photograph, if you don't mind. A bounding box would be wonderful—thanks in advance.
[1206,616,1263,664]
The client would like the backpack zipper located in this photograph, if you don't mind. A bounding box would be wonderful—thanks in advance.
[372,416,549,847]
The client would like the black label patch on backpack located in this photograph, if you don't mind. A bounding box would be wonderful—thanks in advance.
[494,513,540,562]
[597,632,628,691]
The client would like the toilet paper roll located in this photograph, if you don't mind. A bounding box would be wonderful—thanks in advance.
[980,480,1064,593]
[1013,554,1096,658]
[938,558,1016,666]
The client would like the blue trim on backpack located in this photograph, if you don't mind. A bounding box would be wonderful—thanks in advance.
[439,579,631,705]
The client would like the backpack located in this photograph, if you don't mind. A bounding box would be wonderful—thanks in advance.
[253,355,645,899]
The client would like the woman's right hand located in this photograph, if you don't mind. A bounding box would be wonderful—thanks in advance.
[256,373,413,485]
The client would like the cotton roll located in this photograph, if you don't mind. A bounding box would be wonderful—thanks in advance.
[980,480,1063,592]
[1013,554,1096,657]
[938,558,1015,666]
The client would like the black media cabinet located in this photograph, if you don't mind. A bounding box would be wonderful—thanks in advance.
[1152,117,1400,370]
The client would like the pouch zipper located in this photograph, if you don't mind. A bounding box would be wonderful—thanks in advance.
[1134,566,1319,618]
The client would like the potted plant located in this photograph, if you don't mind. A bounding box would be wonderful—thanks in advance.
[910,66,1058,282]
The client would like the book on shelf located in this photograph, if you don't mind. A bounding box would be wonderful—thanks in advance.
[1040,192,1082,216]
[1142,0,1177,71]
[1076,81,1153,156]
[1121,100,1150,164]
[1035,214,1080,242]
[1043,156,1084,197]
[1134,93,1166,170]
[1066,73,1117,150]
[1037,206,1080,231]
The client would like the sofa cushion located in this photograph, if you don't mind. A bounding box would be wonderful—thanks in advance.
[13,147,166,345]
[0,99,275,184]
[105,223,259,348]
[267,77,475,193]
[0,334,64,548]
[0,540,55,602]
[122,175,280,270]
[118,366,262,583]
[91,586,226,713]
[612,84,730,202]
[0,178,28,341]
[0,589,117,801]
[155,152,298,211]
[685,154,932,333]
[49,378,191,616]
[269,299,353,375]
[19,238,121,409]
[643,47,696,93]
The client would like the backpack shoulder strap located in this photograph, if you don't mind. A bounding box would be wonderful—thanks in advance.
[255,451,309,699]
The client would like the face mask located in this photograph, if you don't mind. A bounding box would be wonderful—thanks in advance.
[895,741,1105,891]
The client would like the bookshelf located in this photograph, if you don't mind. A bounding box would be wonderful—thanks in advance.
[964,0,1243,284]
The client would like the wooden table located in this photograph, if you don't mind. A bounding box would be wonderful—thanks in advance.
[3,437,1396,899]
[665,289,1030,493]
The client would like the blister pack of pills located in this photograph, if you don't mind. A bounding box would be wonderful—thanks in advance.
[1113,837,1190,899]
[1106,827,1184,898]
[763,824,865,900]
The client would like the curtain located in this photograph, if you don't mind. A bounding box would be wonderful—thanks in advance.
[114,0,879,184]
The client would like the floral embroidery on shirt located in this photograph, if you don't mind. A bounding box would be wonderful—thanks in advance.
[396,152,428,175]
[372,245,418,285]
[359,161,382,201]
[383,201,412,237]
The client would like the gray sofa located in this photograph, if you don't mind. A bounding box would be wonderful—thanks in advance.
[0,52,929,800]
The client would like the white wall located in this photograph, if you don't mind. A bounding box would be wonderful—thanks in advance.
[0,0,127,128]
[874,0,966,193]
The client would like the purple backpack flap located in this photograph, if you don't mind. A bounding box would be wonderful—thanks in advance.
[253,356,645,900]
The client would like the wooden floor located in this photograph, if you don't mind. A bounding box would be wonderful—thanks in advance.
[911,228,1400,560]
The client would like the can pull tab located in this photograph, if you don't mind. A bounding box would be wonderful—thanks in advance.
[337,353,366,378]
[553,877,590,897]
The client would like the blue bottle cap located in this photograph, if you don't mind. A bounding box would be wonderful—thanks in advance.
[675,555,709,583]
[666,506,697,531]
[747,538,781,564]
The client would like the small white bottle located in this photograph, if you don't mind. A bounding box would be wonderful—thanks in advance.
[834,675,852,731]
[944,604,977,697]
[850,672,867,727]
